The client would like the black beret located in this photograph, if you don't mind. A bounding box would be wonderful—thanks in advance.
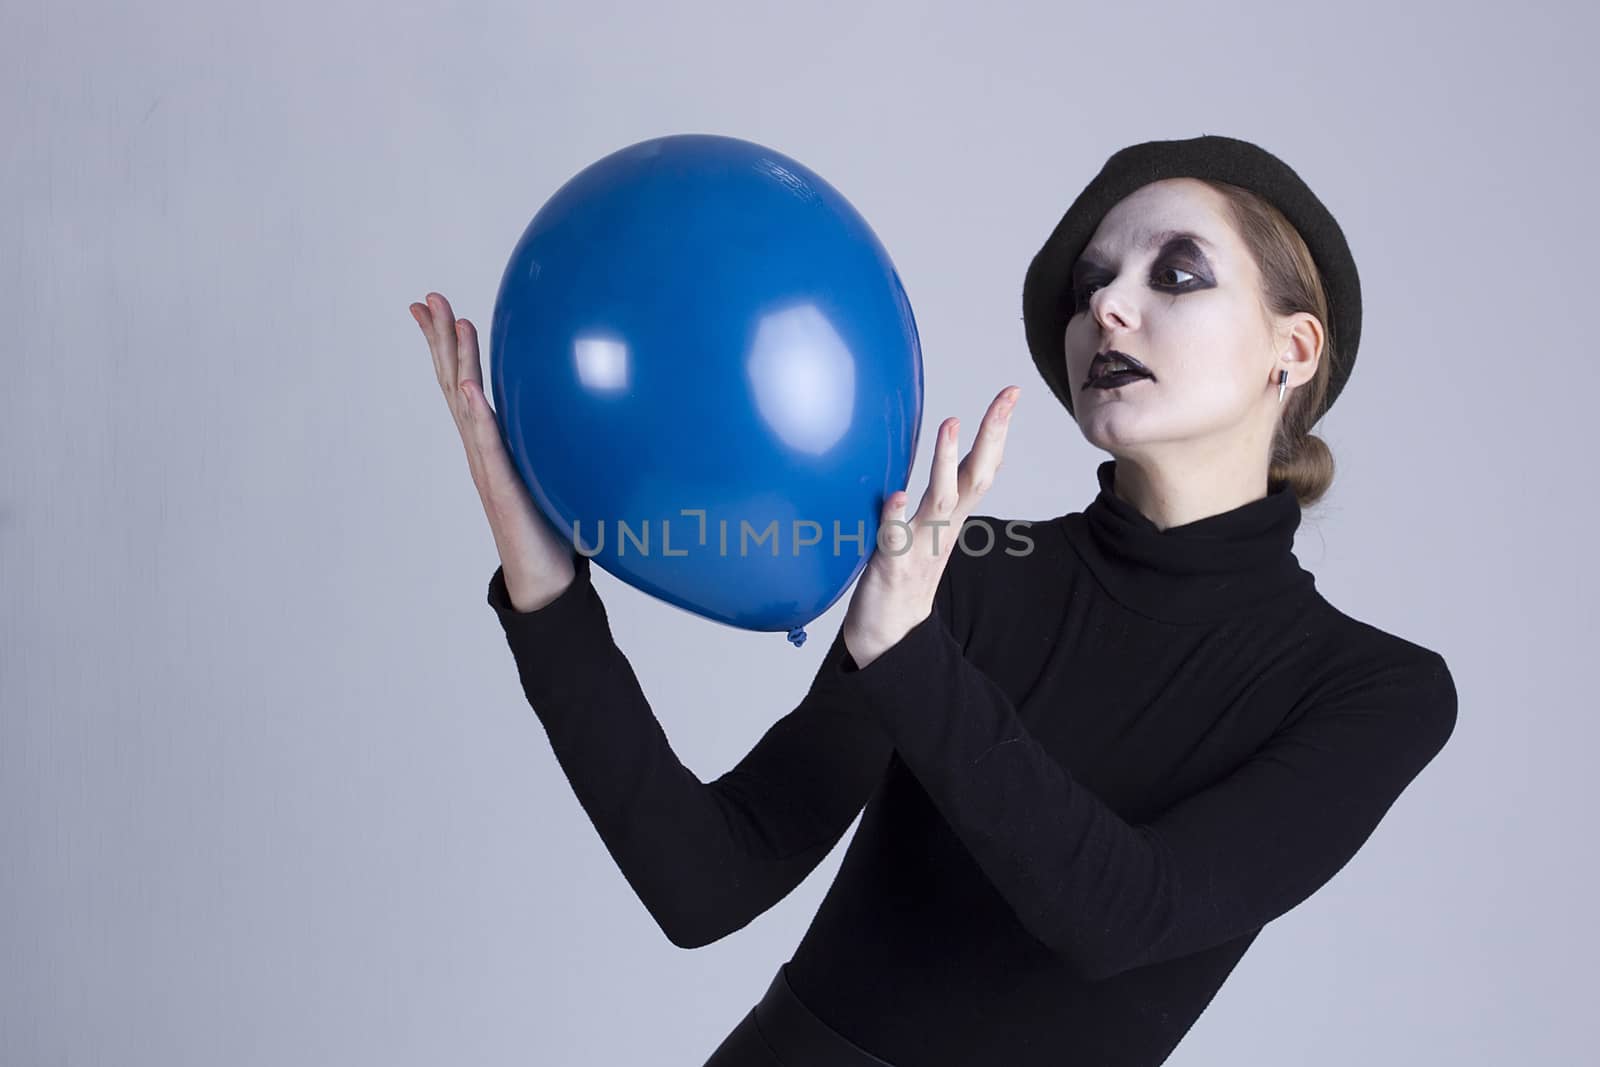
[1020,134,1361,423]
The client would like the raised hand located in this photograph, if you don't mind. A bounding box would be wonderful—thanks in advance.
[842,385,1020,669]
[410,291,576,613]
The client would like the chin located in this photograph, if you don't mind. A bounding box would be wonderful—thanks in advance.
[1080,394,1209,451]
[1078,409,1156,451]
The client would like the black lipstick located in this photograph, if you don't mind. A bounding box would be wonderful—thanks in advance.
[1083,350,1155,390]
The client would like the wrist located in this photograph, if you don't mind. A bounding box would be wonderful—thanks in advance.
[845,606,933,671]
[505,563,577,614]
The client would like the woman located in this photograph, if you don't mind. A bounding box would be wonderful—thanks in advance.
[409,134,1457,1067]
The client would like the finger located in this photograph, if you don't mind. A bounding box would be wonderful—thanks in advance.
[424,292,459,385]
[912,417,961,529]
[956,386,1019,505]
[458,381,523,499]
[413,294,454,392]
[412,302,450,393]
[454,317,484,394]
[877,490,912,553]
[888,490,911,521]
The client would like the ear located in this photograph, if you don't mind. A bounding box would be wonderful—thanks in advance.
[1277,311,1323,386]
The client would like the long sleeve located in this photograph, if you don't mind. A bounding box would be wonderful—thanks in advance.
[485,548,958,949]
[826,606,1459,981]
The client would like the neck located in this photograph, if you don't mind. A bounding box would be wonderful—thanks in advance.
[1056,457,1315,624]
[1108,455,1276,532]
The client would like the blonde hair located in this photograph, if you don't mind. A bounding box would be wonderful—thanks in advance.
[1203,179,1341,509]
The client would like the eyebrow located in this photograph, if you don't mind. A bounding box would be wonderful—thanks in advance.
[1074,229,1216,274]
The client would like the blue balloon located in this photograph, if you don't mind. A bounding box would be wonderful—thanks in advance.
[489,134,923,645]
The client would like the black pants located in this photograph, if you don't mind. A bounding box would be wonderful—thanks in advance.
[701,964,898,1066]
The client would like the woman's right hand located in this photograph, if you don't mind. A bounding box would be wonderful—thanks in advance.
[411,291,576,613]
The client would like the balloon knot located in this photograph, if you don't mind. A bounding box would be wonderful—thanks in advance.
[786,626,807,648]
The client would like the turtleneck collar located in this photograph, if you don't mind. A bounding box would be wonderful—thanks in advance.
[1057,459,1315,624]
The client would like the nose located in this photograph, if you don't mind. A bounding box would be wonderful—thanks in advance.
[1090,282,1138,333]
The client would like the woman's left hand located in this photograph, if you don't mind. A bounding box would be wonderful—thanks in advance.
[842,385,1021,669]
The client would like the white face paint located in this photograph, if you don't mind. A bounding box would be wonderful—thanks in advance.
[1064,178,1299,456]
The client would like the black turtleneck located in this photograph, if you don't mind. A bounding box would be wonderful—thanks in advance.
[485,459,1457,1066]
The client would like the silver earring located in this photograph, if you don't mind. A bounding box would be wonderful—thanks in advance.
[1277,369,1288,402]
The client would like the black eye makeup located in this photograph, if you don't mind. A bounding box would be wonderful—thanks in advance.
[1067,235,1216,315]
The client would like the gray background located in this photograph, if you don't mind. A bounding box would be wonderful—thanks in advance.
[4,1,1592,1063]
